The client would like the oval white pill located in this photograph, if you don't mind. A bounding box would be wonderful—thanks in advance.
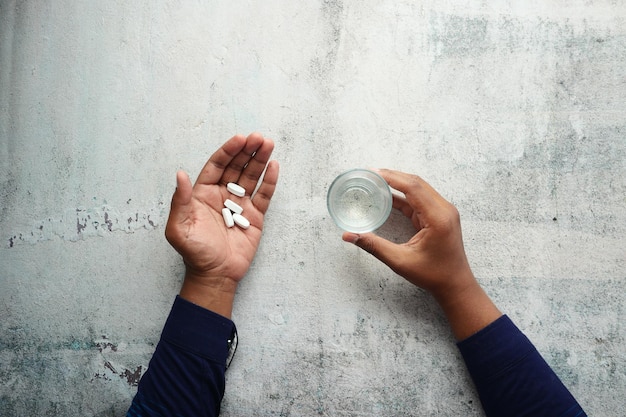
[232,213,250,229]
[227,182,246,197]
[222,208,234,228]
[224,199,243,214]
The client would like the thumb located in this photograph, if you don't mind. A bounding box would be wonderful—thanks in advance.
[342,232,404,272]
[170,170,193,223]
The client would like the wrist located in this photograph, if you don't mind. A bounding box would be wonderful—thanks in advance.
[178,271,239,319]
[431,269,502,341]
[430,268,479,307]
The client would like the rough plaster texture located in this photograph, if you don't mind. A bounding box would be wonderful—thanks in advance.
[1,1,625,416]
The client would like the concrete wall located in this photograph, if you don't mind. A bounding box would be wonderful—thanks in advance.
[1,1,624,415]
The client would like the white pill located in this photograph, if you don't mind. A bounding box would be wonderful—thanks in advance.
[224,199,243,214]
[232,213,250,229]
[222,208,234,228]
[227,182,246,197]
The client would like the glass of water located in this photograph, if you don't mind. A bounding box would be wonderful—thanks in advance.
[327,169,393,233]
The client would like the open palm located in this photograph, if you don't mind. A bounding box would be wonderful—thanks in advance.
[165,133,279,316]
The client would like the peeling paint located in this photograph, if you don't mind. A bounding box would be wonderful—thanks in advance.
[92,363,144,388]
[93,336,144,387]
[5,203,166,248]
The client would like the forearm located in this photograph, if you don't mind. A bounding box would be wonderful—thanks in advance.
[457,315,586,417]
[127,296,237,417]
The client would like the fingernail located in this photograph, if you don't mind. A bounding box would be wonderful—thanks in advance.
[347,233,360,244]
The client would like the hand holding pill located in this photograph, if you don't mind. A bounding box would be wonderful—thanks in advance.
[165,133,279,317]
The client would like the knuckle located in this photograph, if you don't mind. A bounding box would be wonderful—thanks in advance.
[446,204,461,224]
[432,203,461,234]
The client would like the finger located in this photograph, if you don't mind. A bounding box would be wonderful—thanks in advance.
[251,160,279,215]
[391,193,415,219]
[236,137,275,194]
[195,134,247,186]
[220,132,266,186]
[342,232,408,274]
[166,171,193,243]
[378,169,444,215]
[172,170,193,212]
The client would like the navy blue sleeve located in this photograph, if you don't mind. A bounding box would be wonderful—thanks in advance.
[457,315,586,417]
[127,296,237,417]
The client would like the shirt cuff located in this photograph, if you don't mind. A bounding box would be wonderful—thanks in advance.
[456,314,535,384]
[160,295,237,366]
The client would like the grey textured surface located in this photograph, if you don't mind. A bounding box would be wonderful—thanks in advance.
[1,1,625,416]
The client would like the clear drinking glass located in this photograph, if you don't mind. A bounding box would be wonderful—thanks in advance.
[327,169,392,233]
